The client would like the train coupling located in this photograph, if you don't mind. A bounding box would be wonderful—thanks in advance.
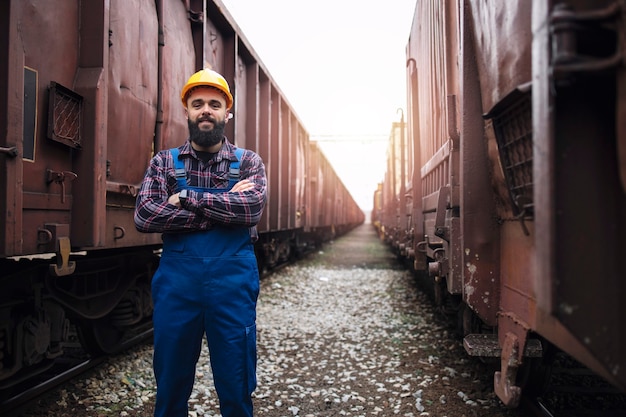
[463,333,543,407]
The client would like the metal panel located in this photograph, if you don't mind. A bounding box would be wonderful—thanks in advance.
[268,88,280,231]
[257,71,272,233]
[158,0,194,151]
[0,0,23,256]
[293,117,303,230]
[106,0,159,187]
[279,101,290,230]
[72,0,108,249]
[534,0,626,390]
[12,0,80,255]
[306,142,322,230]
[23,68,38,160]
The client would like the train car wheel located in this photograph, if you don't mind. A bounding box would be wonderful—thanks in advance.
[77,318,125,355]
[516,338,555,396]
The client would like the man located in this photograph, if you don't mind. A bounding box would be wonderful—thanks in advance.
[134,68,267,417]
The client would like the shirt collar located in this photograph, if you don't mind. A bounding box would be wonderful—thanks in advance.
[181,138,237,162]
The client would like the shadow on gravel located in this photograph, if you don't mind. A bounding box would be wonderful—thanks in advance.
[302,223,405,270]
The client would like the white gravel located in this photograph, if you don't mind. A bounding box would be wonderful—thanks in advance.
[19,232,526,417]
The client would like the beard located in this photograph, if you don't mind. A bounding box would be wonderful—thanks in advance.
[188,116,226,148]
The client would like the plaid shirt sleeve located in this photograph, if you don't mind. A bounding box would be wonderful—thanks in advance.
[181,149,267,226]
[134,142,267,233]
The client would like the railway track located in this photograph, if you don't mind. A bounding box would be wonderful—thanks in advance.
[520,351,626,417]
[0,251,306,416]
[0,325,154,416]
[525,395,626,417]
[3,226,625,417]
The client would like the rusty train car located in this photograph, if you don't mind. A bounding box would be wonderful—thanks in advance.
[374,0,625,407]
[0,0,363,393]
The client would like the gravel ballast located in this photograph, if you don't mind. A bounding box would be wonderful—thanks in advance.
[17,224,526,417]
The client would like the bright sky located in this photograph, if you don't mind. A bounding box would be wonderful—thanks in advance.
[220,0,417,212]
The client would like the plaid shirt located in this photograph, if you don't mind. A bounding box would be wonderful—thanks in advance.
[134,139,267,241]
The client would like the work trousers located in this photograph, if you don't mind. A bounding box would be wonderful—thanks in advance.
[152,226,259,417]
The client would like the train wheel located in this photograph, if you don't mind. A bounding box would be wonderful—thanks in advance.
[457,302,493,337]
[77,318,125,355]
[516,338,555,396]
[459,303,477,336]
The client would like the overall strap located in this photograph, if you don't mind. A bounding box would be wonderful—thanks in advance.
[170,147,245,191]
[229,147,245,188]
[170,147,187,191]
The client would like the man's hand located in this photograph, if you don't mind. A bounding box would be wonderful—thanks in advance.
[230,179,255,192]
[168,192,181,208]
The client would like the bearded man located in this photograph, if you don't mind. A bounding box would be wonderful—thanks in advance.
[134,68,267,417]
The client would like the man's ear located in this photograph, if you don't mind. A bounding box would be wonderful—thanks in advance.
[184,108,189,120]
[225,112,233,123]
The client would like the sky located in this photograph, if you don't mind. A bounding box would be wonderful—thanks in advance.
[220,0,417,212]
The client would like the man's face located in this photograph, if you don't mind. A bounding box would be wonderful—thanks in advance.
[185,87,229,149]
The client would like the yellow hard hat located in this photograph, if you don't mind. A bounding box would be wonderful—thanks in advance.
[180,68,233,109]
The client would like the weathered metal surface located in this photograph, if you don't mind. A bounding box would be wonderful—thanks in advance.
[464,333,542,358]
[306,141,364,235]
[0,0,364,392]
[376,0,626,405]
[534,0,626,392]
[0,0,361,257]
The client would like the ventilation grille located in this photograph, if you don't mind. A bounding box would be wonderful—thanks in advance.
[491,91,533,218]
[48,82,83,149]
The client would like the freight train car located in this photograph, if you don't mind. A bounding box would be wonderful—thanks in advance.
[375,0,625,407]
[0,0,363,393]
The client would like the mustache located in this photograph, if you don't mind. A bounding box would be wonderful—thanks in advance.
[197,115,218,123]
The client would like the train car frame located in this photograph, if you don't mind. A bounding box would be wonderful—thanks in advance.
[374,0,625,407]
[0,0,363,394]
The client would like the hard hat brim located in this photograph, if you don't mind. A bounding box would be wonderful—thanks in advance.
[181,83,234,109]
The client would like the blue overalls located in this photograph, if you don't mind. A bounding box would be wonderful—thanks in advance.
[152,147,258,417]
